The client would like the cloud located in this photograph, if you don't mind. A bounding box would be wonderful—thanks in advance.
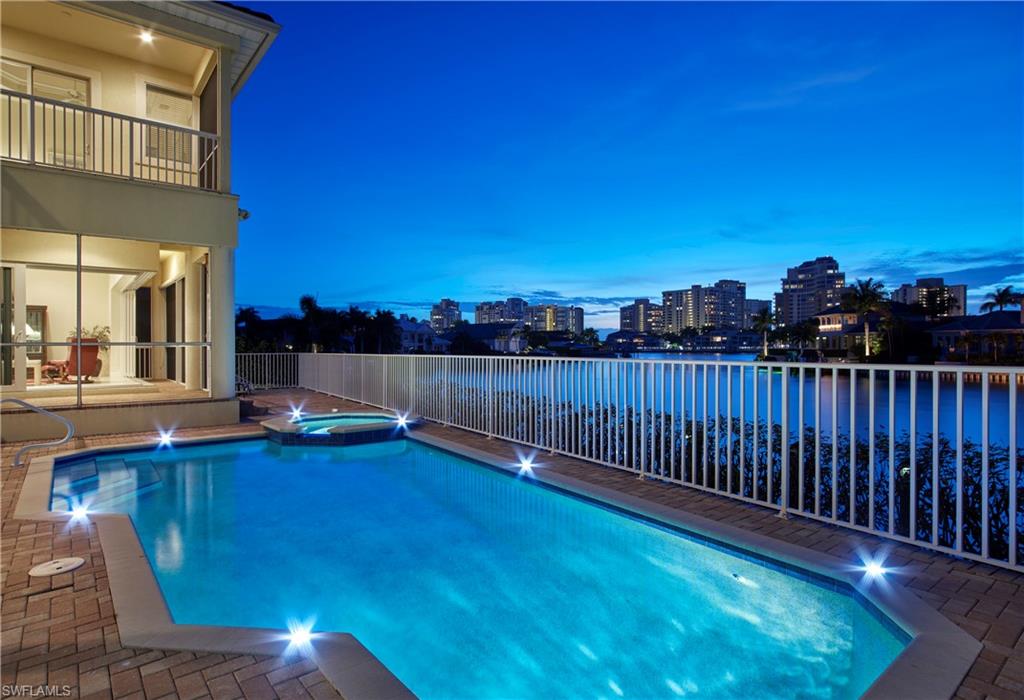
[481,288,638,307]
[857,245,1023,312]
[729,66,878,112]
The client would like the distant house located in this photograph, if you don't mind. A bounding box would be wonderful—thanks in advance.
[930,310,1024,362]
[814,303,926,355]
[398,314,446,354]
[605,330,666,350]
[442,322,526,354]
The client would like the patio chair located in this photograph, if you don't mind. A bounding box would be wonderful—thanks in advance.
[41,339,101,384]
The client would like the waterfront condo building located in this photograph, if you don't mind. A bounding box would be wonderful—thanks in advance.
[774,257,846,327]
[662,280,746,332]
[891,277,967,318]
[525,304,584,335]
[429,298,462,332]
[1,0,278,441]
[619,298,663,334]
[742,298,772,329]
[474,296,526,324]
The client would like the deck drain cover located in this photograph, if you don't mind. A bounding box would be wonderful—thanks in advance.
[28,557,85,577]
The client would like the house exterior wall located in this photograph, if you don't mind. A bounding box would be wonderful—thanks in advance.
[0,2,277,438]
[1,24,204,121]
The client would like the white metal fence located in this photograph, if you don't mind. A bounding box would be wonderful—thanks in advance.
[237,352,299,389]
[1,89,219,190]
[239,352,1022,572]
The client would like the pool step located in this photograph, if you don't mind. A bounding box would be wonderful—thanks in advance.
[52,459,163,511]
[88,460,163,510]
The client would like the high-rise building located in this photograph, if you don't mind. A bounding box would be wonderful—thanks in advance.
[661,280,746,332]
[525,304,584,334]
[774,257,845,327]
[742,299,772,329]
[891,278,966,318]
[474,297,527,324]
[568,306,585,335]
[430,298,462,332]
[619,298,663,333]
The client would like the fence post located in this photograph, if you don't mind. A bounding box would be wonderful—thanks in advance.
[548,359,556,454]
[778,367,789,519]
[487,357,495,439]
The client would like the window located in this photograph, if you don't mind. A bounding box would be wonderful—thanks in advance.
[0,59,89,105]
[0,230,212,407]
[1,59,90,166]
[145,85,193,163]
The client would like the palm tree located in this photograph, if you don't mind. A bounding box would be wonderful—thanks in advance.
[984,332,1006,363]
[979,286,1019,313]
[751,308,774,358]
[847,278,888,358]
[579,328,600,346]
[788,320,818,350]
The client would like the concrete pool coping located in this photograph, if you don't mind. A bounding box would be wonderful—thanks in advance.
[261,411,421,446]
[15,431,981,700]
[14,434,415,700]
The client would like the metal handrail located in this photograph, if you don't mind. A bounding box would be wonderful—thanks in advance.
[0,88,218,138]
[1,398,76,468]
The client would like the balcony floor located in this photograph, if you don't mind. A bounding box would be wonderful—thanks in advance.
[2,388,1022,700]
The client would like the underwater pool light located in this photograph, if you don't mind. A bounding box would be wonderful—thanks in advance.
[158,429,174,447]
[396,412,410,429]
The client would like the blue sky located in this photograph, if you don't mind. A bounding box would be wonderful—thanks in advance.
[233,1,1022,330]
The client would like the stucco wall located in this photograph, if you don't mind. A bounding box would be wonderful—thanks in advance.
[2,25,200,119]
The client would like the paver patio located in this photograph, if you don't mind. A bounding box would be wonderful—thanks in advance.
[3,388,1023,699]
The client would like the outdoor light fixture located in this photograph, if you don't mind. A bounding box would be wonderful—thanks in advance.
[289,403,305,422]
[396,412,410,429]
[139,30,154,43]
[515,449,539,477]
[70,504,89,521]
[284,619,317,655]
[158,429,174,447]
[863,561,887,578]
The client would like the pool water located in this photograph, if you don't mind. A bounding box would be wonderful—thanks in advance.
[51,439,906,699]
[294,414,396,434]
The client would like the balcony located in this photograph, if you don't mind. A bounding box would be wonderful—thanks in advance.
[1,89,218,191]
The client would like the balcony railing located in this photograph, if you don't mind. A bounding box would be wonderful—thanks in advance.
[1,89,218,191]
[237,352,1022,572]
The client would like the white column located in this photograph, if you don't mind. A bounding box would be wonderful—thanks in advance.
[217,48,233,193]
[209,245,234,399]
[184,254,202,390]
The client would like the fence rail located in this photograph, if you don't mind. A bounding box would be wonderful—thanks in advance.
[1,89,218,190]
[237,352,299,389]
[238,352,1022,572]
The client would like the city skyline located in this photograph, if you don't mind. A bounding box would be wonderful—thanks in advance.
[233,1,1022,331]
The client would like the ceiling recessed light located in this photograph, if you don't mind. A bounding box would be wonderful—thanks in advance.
[140,30,154,44]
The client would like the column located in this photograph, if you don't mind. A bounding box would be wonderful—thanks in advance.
[209,245,235,399]
[184,252,203,390]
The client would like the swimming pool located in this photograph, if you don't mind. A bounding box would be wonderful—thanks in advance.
[51,438,907,699]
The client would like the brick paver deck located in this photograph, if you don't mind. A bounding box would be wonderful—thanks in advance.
[3,388,1023,699]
